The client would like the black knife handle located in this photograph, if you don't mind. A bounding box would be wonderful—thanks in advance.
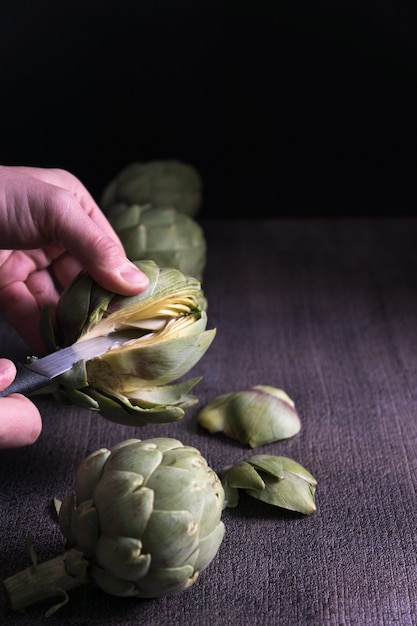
[0,363,52,397]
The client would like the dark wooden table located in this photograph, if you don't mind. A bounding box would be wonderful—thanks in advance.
[1,218,417,625]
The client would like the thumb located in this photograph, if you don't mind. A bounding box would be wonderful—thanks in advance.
[0,359,42,448]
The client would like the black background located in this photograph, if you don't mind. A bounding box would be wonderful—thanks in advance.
[1,0,416,218]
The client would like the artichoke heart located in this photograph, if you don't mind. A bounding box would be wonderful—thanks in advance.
[39,260,216,426]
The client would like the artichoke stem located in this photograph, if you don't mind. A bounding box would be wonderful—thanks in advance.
[3,549,90,613]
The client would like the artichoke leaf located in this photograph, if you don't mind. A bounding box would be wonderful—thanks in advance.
[89,564,138,597]
[134,564,197,598]
[222,455,317,515]
[221,461,266,491]
[93,472,153,537]
[95,535,151,582]
[197,385,301,448]
[193,521,226,573]
[75,448,112,502]
[246,471,317,515]
[70,500,99,558]
[141,509,199,569]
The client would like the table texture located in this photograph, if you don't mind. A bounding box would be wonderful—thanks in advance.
[1,218,417,626]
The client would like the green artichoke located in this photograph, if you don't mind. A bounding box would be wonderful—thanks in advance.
[3,437,226,614]
[221,455,317,515]
[101,160,203,218]
[197,385,301,448]
[39,260,216,426]
[106,203,207,280]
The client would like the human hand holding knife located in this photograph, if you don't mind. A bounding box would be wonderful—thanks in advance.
[0,332,130,398]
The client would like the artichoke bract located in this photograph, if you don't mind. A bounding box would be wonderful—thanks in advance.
[197,385,301,448]
[40,260,216,426]
[3,437,226,614]
[107,203,207,280]
[101,160,202,218]
[221,455,317,515]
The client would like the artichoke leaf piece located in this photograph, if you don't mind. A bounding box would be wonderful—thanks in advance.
[3,438,225,613]
[197,385,301,448]
[221,455,317,515]
[39,260,215,427]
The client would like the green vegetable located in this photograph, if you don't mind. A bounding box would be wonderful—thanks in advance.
[107,203,207,280]
[101,160,202,218]
[197,385,301,448]
[221,455,317,514]
[39,260,216,426]
[3,438,226,614]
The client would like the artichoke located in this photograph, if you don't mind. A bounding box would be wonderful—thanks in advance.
[3,437,226,614]
[197,385,301,448]
[101,160,203,218]
[107,203,207,280]
[39,260,216,426]
[221,455,317,515]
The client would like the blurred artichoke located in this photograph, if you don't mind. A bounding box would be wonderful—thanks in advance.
[221,454,317,514]
[107,203,206,281]
[101,160,202,218]
[197,385,301,448]
[3,437,226,613]
[39,260,216,426]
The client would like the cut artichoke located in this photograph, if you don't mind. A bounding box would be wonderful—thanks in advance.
[107,203,207,280]
[39,260,216,426]
[101,160,202,218]
[221,455,317,514]
[3,437,226,613]
[197,385,301,448]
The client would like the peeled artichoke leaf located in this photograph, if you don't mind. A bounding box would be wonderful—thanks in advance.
[85,388,186,426]
[221,461,265,491]
[245,471,317,515]
[279,457,318,486]
[245,455,285,480]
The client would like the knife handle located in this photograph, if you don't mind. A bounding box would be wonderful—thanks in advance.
[0,363,51,397]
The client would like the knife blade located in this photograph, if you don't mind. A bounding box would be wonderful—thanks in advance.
[0,332,131,398]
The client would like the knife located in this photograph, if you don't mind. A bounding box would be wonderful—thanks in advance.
[0,332,131,398]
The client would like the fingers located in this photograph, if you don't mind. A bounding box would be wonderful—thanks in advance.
[0,359,42,448]
[0,281,49,354]
[1,166,150,296]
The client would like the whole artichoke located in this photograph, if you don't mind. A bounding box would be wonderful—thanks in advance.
[3,437,226,613]
[101,160,203,218]
[107,203,207,280]
[39,260,216,426]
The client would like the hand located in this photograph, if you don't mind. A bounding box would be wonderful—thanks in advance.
[0,165,150,448]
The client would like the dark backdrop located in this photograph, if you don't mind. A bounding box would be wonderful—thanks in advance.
[1,0,416,217]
